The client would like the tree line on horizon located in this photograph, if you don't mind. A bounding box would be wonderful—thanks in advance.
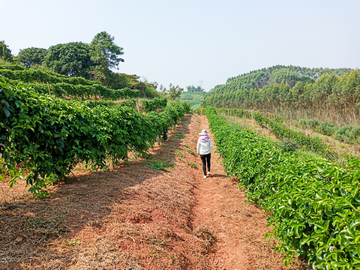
[202,66,360,125]
[215,65,355,93]
[0,35,184,100]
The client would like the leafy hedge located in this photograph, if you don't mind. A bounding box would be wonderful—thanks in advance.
[1,76,141,100]
[0,67,97,85]
[141,97,168,112]
[0,64,26,71]
[205,106,360,269]
[252,112,333,158]
[84,100,117,108]
[298,118,360,144]
[218,108,333,158]
[120,99,137,109]
[336,126,360,144]
[0,80,190,197]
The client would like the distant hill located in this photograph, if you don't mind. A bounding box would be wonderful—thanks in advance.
[210,65,355,95]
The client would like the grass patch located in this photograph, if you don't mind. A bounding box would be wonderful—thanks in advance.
[146,158,175,172]
[176,133,186,139]
[186,161,197,168]
[175,150,185,158]
[186,149,196,156]
[66,238,81,246]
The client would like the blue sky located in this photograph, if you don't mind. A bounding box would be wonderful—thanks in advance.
[1,0,359,91]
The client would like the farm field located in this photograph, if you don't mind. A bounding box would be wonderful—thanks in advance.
[1,9,359,269]
[0,113,310,269]
[217,109,360,161]
[205,106,360,269]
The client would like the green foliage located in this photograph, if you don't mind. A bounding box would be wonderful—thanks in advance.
[319,122,339,136]
[146,158,175,171]
[141,97,167,112]
[90,31,124,70]
[0,80,190,195]
[186,161,197,168]
[224,107,332,157]
[202,69,360,125]
[194,107,205,115]
[12,34,165,100]
[15,32,154,98]
[175,150,185,158]
[226,108,252,119]
[84,100,117,108]
[66,238,81,246]
[180,91,206,109]
[217,65,353,94]
[43,42,96,78]
[0,41,13,62]
[279,140,298,152]
[0,63,25,71]
[17,47,48,68]
[186,85,204,93]
[120,98,137,109]
[0,66,97,85]
[252,111,338,160]
[186,149,196,156]
[205,106,360,269]
[175,132,185,139]
[168,84,184,100]
[299,118,360,144]
[335,125,360,144]
[299,118,320,129]
[160,84,184,100]
[0,67,141,100]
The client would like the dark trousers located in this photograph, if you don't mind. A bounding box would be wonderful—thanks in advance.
[200,153,211,176]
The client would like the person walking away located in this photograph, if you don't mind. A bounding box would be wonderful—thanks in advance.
[197,129,213,178]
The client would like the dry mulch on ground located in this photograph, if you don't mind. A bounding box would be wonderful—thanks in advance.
[0,114,310,269]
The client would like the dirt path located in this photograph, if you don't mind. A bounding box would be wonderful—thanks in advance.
[0,114,309,269]
[190,115,309,269]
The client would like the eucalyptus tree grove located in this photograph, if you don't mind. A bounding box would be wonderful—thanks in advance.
[202,70,360,125]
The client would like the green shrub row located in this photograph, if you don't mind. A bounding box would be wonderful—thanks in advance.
[84,99,136,109]
[120,99,137,109]
[205,106,360,269]
[0,80,190,197]
[0,64,25,71]
[299,118,360,144]
[83,100,117,108]
[0,76,141,100]
[141,97,168,112]
[336,126,360,144]
[0,67,98,85]
[217,107,332,158]
[252,112,333,156]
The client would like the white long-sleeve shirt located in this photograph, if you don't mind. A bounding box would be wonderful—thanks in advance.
[197,138,213,155]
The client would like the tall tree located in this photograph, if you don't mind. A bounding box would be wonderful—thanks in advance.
[43,42,96,78]
[168,84,184,100]
[17,47,47,68]
[0,41,13,62]
[90,31,124,70]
